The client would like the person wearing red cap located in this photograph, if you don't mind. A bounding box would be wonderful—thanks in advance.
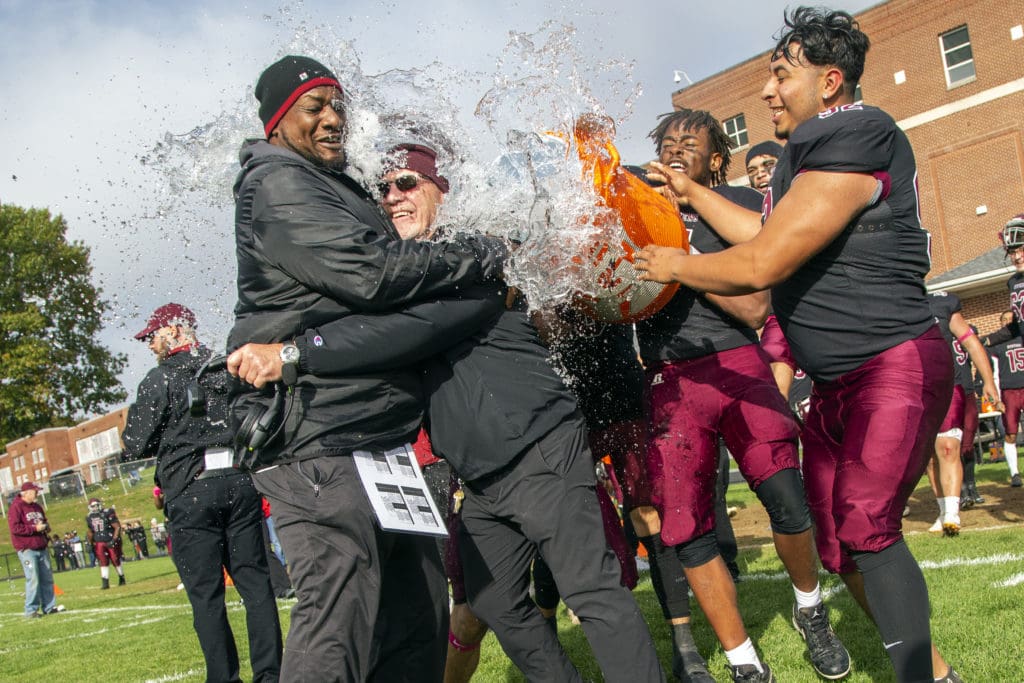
[8,482,65,618]
[379,143,449,240]
[228,55,508,683]
[133,302,198,360]
[123,303,282,683]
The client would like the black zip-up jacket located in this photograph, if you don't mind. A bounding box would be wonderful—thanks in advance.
[122,346,234,504]
[301,299,580,482]
[228,140,506,462]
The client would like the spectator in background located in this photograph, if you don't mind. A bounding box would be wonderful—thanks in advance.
[69,530,86,568]
[7,482,64,618]
[51,534,67,572]
[63,533,79,569]
[150,517,168,556]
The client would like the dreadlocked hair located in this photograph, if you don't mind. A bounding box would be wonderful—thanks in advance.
[772,6,869,98]
[648,109,732,187]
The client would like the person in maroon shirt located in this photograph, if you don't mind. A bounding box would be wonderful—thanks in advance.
[8,482,64,617]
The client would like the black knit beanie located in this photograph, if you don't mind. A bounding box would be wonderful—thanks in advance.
[745,140,784,166]
[256,55,342,138]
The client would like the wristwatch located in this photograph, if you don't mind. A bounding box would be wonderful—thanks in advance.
[280,342,300,386]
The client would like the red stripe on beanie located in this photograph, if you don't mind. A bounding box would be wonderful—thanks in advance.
[264,76,343,138]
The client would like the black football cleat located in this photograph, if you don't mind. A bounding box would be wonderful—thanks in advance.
[792,603,851,679]
[729,663,776,683]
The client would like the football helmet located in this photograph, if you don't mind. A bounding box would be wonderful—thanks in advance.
[88,498,102,512]
[1000,214,1024,250]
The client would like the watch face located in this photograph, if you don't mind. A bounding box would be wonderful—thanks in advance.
[281,344,300,363]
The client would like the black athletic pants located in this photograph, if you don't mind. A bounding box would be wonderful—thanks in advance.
[166,473,282,683]
[459,417,665,683]
[253,455,448,683]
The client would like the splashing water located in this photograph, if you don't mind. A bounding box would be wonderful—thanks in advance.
[142,21,645,315]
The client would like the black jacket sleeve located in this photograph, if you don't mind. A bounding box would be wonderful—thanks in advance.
[252,165,507,311]
[121,367,171,461]
[296,285,507,376]
[983,321,1020,347]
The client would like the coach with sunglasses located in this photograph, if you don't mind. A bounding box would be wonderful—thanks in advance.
[227,56,509,683]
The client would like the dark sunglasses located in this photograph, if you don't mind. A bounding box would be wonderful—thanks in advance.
[377,173,424,196]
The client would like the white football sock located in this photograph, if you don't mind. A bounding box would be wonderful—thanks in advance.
[724,638,763,671]
[1006,442,1019,476]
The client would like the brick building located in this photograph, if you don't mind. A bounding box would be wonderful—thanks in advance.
[672,0,1024,333]
[1,407,128,495]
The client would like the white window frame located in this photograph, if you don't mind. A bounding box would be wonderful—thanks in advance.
[722,114,748,152]
[940,25,976,88]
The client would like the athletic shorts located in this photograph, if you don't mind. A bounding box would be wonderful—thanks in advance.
[961,393,979,457]
[645,343,800,546]
[760,315,797,371]
[1001,387,1024,435]
[937,384,966,436]
[93,541,122,567]
[800,326,953,574]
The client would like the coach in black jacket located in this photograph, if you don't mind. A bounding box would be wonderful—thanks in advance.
[226,56,506,683]
[122,303,281,683]
[282,297,666,682]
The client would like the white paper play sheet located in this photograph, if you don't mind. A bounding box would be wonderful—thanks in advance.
[352,444,447,537]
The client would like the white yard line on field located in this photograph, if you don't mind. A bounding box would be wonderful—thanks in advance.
[994,572,1024,588]
[0,616,168,655]
[4,598,293,622]
[144,669,204,683]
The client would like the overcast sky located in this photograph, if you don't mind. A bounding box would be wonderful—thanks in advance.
[0,0,879,406]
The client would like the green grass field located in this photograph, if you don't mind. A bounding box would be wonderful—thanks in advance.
[3,465,1022,682]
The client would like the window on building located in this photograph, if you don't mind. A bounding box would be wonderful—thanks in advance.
[722,114,748,151]
[41,467,48,478]
[940,25,975,87]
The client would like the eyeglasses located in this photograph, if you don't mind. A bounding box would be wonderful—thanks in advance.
[377,173,425,196]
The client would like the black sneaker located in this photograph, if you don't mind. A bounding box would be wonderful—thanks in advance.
[1012,474,1022,488]
[934,666,963,682]
[959,485,974,510]
[792,603,851,679]
[729,663,775,682]
[25,612,42,619]
[118,575,126,586]
[101,578,110,590]
[970,485,985,504]
[44,605,66,615]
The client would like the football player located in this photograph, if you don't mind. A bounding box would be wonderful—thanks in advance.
[982,215,1024,487]
[925,292,1001,535]
[635,8,962,682]
[745,140,783,195]
[988,309,1024,489]
[632,107,849,683]
[85,497,126,589]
